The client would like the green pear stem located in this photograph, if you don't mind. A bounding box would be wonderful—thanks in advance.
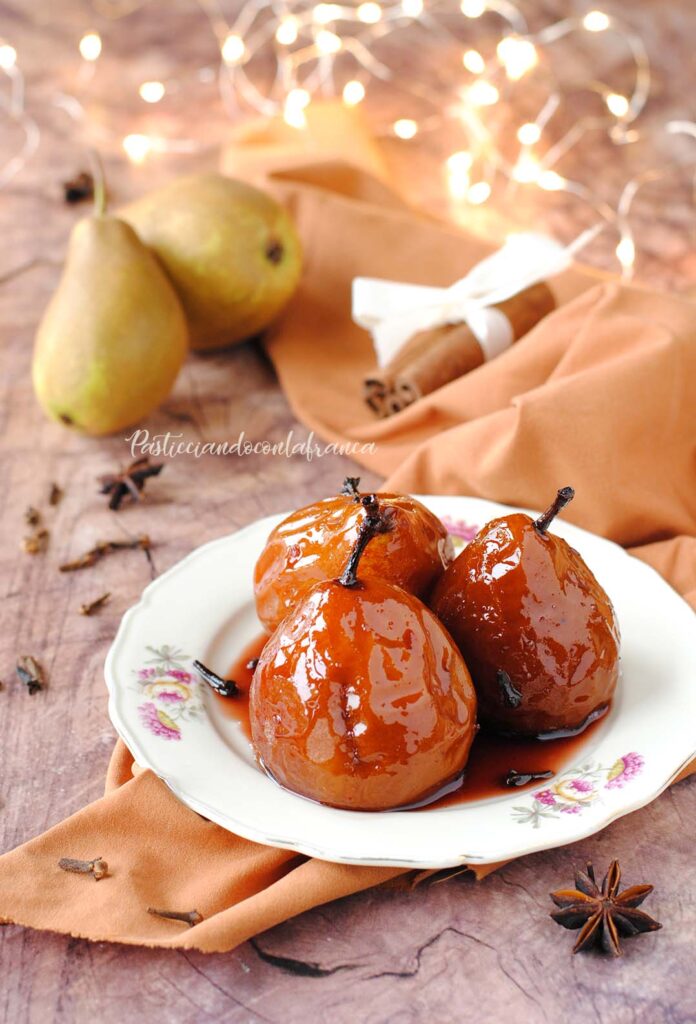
[534,486,575,535]
[338,494,390,588]
[88,148,107,217]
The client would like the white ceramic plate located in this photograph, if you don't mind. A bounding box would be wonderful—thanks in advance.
[105,496,696,869]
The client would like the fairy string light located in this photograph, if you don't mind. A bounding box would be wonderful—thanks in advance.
[0,2,693,281]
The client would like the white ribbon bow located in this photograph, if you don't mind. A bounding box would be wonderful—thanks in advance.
[352,232,574,368]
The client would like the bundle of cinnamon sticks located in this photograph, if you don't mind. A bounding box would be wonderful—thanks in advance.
[364,281,555,417]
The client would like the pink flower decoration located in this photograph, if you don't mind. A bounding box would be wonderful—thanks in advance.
[169,669,194,683]
[534,789,557,806]
[605,752,644,789]
[560,804,582,814]
[138,701,181,740]
[440,517,479,542]
[157,690,185,703]
[569,778,594,793]
[137,667,158,680]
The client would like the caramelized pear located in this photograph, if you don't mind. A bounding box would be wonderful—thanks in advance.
[432,488,620,737]
[254,478,453,632]
[250,496,477,811]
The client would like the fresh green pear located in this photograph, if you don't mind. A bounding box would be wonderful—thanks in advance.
[33,198,188,436]
[122,173,302,350]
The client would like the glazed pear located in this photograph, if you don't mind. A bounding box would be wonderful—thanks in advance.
[33,196,188,436]
[250,496,477,811]
[123,173,302,350]
[432,488,620,737]
[254,478,454,632]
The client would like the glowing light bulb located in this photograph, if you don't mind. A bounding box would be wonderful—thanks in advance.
[462,49,485,74]
[139,80,165,103]
[497,36,537,80]
[78,32,102,62]
[606,92,629,117]
[467,81,499,106]
[616,236,635,268]
[461,0,486,17]
[276,17,299,45]
[394,118,418,139]
[123,134,152,164]
[467,181,491,204]
[538,170,566,191]
[512,153,540,183]
[314,3,341,23]
[358,2,381,23]
[316,29,342,54]
[517,122,541,145]
[343,79,365,105]
[221,33,245,64]
[287,87,311,109]
[402,0,423,14]
[0,43,17,69]
[583,10,610,31]
[446,152,473,200]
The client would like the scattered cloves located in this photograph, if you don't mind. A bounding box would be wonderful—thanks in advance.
[98,457,164,511]
[49,482,64,506]
[505,768,554,788]
[80,592,111,616]
[193,660,238,697]
[59,856,109,880]
[62,171,94,205]
[341,477,362,502]
[147,907,203,928]
[16,655,46,695]
[59,535,151,572]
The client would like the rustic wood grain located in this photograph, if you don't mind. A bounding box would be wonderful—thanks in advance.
[1,1,695,1022]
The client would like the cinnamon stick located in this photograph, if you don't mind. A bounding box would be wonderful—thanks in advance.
[363,281,555,417]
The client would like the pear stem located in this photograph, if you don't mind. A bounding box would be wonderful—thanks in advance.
[338,494,391,587]
[88,148,107,217]
[534,486,575,535]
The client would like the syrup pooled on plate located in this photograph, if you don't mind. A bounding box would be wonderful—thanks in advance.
[217,633,608,809]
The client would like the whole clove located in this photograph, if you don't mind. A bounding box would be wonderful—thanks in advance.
[505,768,554,788]
[49,482,64,506]
[193,660,238,697]
[58,856,109,880]
[59,535,151,572]
[98,457,164,511]
[22,528,49,554]
[341,477,362,502]
[25,506,41,527]
[80,592,112,616]
[16,655,46,695]
[147,907,203,927]
[62,171,94,205]
[246,658,259,671]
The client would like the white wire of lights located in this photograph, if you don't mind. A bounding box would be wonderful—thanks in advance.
[1,3,694,281]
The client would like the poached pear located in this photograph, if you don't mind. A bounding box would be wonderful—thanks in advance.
[33,187,188,436]
[250,495,477,810]
[254,477,454,632]
[123,173,302,350]
[431,488,620,737]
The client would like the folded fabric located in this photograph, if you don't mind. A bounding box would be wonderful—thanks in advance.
[1,102,693,953]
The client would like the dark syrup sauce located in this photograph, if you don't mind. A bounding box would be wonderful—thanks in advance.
[216,633,609,811]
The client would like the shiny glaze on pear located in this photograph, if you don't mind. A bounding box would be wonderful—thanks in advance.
[432,508,620,737]
[254,490,453,633]
[250,575,477,811]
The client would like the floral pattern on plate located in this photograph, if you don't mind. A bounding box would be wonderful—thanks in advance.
[441,516,479,551]
[511,752,645,828]
[133,645,203,741]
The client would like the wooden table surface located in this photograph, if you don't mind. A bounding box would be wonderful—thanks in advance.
[1,2,695,1022]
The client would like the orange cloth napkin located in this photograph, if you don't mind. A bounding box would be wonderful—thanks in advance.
[1,105,694,952]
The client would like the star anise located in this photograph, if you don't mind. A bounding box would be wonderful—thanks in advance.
[98,457,164,510]
[550,860,662,957]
